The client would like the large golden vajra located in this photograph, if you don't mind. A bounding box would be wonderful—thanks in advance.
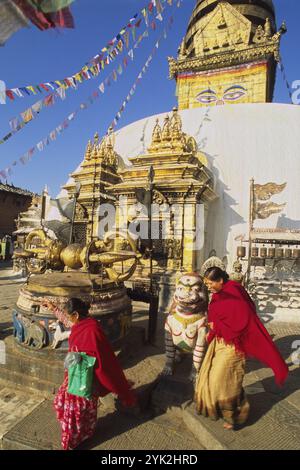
[15,229,141,282]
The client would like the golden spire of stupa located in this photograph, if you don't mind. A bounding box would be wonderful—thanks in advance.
[94,132,99,146]
[162,115,172,142]
[85,140,92,161]
[91,143,98,162]
[152,119,162,145]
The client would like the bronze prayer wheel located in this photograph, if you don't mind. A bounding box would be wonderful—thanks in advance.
[275,248,284,258]
[237,246,246,258]
[251,247,259,257]
[292,249,300,259]
[284,249,292,258]
[260,247,268,258]
[268,248,275,258]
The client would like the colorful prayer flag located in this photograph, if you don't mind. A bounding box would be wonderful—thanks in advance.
[50,130,57,141]
[21,108,34,123]
[124,31,130,48]
[11,88,23,98]
[44,94,55,106]
[9,118,20,132]
[56,87,66,100]
[32,100,43,114]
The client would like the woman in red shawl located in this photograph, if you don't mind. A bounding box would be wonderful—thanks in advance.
[50,298,137,450]
[195,267,288,430]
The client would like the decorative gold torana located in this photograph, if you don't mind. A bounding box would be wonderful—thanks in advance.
[169,0,286,109]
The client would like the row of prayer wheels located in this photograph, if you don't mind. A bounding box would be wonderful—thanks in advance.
[237,246,300,259]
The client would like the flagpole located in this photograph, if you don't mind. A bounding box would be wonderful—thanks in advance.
[148,166,155,295]
[246,178,255,287]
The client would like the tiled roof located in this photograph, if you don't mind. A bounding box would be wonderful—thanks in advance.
[0,183,34,197]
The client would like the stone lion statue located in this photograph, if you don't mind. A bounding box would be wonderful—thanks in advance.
[162,272,208,383]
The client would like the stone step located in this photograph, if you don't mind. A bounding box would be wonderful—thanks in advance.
[0,336,65,395]
[181,395,300,450]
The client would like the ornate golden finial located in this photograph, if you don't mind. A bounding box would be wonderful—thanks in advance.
[98,137,106,159]
[94,132,99,146]
[218,12,227,29]
[91,144,98,161]
[253,25,265,44]
[171,107,182,129]
[152,119,162,144]
[171,107,183,141]
[85,140,92,160]
[264,18,272,38]
[106,126,115,149]
[279,21,287,35]
[162,115,172,141]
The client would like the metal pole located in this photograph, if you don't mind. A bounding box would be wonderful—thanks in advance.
[148,165,155,295]
[246,178,255,286]
[180,183,193,271]
[69,195,77,245]
[90,158,97,243]
[69,182,81,245]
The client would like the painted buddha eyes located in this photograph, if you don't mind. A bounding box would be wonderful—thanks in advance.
[196,85,247,104]
[196,88,217,104]
[223,86,247,101]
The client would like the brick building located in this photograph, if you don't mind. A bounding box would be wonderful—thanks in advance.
[0,183,34,237]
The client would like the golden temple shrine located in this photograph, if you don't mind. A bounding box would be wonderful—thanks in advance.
[111,108,217,276]
[63,129,122,244]
[169,0,286,109]
[58,109,217,293]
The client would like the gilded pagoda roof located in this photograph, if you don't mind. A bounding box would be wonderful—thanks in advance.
[185,0,276,56]
[169,0,285,78]
[111,108,217,203]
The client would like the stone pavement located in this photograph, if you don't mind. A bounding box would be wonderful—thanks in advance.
[0,262,300,450]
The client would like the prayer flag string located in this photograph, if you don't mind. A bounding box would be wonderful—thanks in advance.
[1,0,180,104]
[0,4,182,181]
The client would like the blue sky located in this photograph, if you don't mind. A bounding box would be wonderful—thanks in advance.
[0,0,298,196]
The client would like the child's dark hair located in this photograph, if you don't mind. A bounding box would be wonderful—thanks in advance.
[65,298,90,318]
[204,267,229,283]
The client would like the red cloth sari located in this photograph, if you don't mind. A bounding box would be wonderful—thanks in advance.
[207,280,288,386]
[54,317,136,450]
